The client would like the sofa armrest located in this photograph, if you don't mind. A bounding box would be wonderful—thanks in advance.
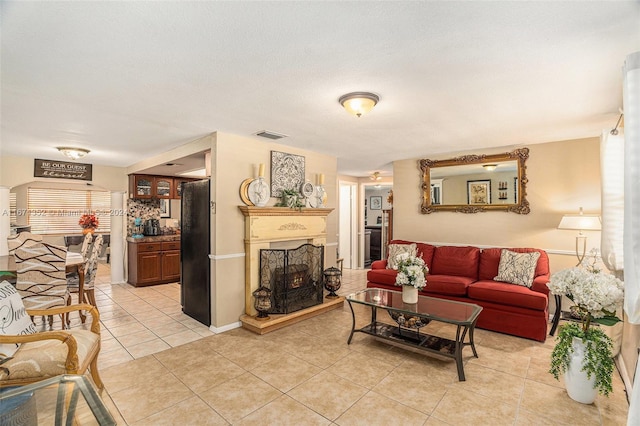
[371,260,388,269]
[531,275,550,295]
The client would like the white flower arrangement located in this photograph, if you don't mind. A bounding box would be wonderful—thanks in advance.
[547,267,624,321]
[394,252,428,290]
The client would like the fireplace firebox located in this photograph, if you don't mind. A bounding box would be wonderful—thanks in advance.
[259,244,324,314]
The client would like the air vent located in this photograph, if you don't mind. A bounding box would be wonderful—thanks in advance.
[254,130,288,140]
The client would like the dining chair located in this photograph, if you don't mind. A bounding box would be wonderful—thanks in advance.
[68,234,102,311]
[14,242,71,329]
[80,232,93,259]
[7,231,43,255]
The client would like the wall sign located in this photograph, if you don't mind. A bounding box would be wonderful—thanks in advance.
[34,159,92,181]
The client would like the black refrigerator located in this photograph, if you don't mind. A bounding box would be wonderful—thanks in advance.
[180,179,211,326]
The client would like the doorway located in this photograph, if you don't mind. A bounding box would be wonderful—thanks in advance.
[338,182,357,269]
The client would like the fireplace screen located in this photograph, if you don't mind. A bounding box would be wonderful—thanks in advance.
[259,244,324,314]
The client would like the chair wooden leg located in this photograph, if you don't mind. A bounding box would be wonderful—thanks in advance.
[85,289,97,308]
[89,356,104,390]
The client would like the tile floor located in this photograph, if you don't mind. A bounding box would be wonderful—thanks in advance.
[80,264,629,425]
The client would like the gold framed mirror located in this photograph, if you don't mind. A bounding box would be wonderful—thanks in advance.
[420,148,530,214]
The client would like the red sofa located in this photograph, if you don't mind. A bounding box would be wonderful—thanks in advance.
[366,240,551,342]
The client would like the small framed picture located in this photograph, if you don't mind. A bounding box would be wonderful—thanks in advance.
[370,196,382,210]
[160,199,171,218]
[467,180,492,205]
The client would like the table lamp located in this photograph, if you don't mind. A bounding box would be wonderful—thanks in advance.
[557,207,601,266]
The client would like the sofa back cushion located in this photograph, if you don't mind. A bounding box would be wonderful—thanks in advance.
[479,248,549,281]
[430,246,480,278]
[388,240,435,269]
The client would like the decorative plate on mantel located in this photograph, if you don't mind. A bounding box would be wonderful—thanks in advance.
[239,178,254,206]
[248,178,270,207]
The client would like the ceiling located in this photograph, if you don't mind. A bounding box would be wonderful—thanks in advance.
[1,2,638,178]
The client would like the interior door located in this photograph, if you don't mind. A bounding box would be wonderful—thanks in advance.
[339,182,357,268]
[180,180,211,326]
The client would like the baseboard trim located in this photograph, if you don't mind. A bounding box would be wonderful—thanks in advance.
[209,321,242,334]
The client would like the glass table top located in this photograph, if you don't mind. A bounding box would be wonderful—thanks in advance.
[0,375,116,425]
[347,288,482,325]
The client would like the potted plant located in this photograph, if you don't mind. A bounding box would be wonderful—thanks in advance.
[393,252,429,303]
[275,189,304,210]
[547,261,624,403]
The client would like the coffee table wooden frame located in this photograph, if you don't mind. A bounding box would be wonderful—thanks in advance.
[346,288,482,381]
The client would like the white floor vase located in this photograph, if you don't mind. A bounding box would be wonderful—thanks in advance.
[402,285,418,304]
[564,337,598,404]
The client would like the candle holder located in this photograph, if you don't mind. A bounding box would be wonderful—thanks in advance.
[323,266,342,299]
[252,286,272,320]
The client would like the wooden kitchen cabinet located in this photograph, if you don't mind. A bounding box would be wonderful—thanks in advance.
[127,239,181,286]
[129,175,174,199]
[129,174,199,199]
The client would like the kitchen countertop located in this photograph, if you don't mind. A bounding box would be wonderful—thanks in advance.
[126,235,180,243]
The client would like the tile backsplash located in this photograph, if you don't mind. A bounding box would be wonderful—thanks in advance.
[127,199,160,236]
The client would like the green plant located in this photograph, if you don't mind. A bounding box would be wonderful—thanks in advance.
[275,189,304,210]
[549,322,615,396]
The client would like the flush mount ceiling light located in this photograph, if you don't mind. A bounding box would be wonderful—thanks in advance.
[369,171,382,181]
[57,147,90,160]
[483,164,498,171]
[339,92,379,117]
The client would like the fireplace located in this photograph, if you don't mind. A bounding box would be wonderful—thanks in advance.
[259,244,324,314]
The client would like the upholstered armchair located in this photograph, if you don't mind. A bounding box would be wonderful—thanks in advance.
[0,303,103,390]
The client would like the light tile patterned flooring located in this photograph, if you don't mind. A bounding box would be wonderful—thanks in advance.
[80,264,629,425]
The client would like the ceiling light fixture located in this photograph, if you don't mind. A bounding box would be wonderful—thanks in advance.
[370,172,382,181]
[339,92,379,117]
[57,147,90,160]
[483,164,498,171]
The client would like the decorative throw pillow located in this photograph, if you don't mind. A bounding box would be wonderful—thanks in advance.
[386,243,417,270]
[0,280,37,357]
[494,249,541,288]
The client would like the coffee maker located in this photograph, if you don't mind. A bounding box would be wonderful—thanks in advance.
[144,219,160,236]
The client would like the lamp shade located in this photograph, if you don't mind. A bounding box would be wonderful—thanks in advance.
[557,214,602,231]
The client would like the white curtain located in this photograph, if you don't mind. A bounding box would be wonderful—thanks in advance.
[600,130,625,276]
[623,51,640,323]
[623,50,640,426]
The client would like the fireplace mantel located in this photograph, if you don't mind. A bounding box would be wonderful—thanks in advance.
[239,205,338,333]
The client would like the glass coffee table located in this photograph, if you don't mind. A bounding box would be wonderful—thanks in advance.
[346,288,482,381]
[0,375,116,425]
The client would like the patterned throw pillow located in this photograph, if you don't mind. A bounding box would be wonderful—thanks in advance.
[494,249,541,288]
[386,243,417,270]
[0,280,37,357]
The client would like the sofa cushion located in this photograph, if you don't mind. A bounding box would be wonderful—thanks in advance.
[494,249,541,288]
[367,268,399,287]
[430,246,480,278]
[422,274,475,296]
[386,243,417,269]
[388,240,435,268]
[479,248,549,281]
[468,280,548,311]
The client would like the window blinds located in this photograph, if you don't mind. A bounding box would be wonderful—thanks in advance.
[27,188,111,234]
